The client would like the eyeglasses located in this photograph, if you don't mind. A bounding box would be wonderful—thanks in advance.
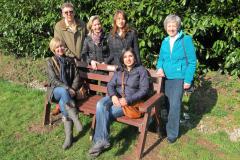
[64,10,74,15]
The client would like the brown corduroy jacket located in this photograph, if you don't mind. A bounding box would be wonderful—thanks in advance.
[54,18,86,59]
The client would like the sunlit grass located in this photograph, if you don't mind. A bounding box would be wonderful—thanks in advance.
[0,71,240,160]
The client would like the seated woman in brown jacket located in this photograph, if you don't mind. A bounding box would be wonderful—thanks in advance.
[47,37,82,150]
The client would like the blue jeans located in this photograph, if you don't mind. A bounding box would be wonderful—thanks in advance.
[93,96,124,143]
[53,87,72,117]
[165,79,184,140]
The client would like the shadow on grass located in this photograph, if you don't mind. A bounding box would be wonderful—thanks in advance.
[142,137,164,157]
[110,122,165,158]
[157,77,218,139]
[110,125,138,156]
[73,121,92,143]
[180,77,218,136]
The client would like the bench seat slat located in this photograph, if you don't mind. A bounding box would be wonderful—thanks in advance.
[78,95,101,114]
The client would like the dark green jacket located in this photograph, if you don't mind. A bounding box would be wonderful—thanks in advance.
[46,56,81,102]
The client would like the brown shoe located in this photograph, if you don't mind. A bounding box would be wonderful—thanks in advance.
[51,104,60,116]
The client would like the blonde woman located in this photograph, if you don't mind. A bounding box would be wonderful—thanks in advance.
[81,15,108,70]
[47,37,83,149]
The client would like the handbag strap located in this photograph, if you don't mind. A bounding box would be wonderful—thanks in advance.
[51,57,60,73]
[181,36,188,66]
[121,71,126,98]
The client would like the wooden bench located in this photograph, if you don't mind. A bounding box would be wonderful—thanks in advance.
[43,62,164,160]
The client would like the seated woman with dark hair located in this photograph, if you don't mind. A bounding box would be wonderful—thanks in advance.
[88,47,149,157]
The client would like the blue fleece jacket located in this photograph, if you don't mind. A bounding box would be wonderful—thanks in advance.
[156,31,196,84]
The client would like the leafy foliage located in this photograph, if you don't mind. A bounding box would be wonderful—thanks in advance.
[0,0,239,76]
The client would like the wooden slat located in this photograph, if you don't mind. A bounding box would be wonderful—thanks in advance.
[78,95,102,114]
[89,84,107,93]
[79,71,113,82]
[76,61,117,72]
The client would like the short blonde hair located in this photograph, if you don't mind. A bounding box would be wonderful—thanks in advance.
[163,14,181,31]
[87,15,101,35]
[61,2,74,11]
[49,38,65,53]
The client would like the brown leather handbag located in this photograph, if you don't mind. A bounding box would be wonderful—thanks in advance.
[121,72,143,119]
[76,81,89,100]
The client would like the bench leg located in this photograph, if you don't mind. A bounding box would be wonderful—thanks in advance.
[154,105,161,136]
[155,104,166,139]
[90,115,96,141]
[43,100,51,126]
[136,112,150,160]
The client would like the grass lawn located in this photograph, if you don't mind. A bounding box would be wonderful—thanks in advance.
[0,79,136,160]
[0,71,240,160]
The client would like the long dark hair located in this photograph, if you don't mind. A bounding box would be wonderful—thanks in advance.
[111,10,130,38]
[118,47,138,70]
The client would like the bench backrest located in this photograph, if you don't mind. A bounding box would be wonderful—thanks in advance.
[76,62,163,95]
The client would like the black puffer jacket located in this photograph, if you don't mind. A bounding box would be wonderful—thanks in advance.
[81,33,109,64]
[46,56,81,102]
[107,65,149,105]
[106,30,141,65]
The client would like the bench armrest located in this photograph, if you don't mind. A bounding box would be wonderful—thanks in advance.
[139,93,164,113]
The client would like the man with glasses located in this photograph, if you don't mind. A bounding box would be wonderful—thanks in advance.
[52,2,86,116]
[54,2,86,59]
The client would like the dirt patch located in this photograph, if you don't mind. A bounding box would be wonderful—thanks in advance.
[196,116,220,134]
[196,137,226,159]
[28,123,56,134]
[28,114,62,134]
[227,128,240,142]
[0,54,47,89]
[180,135,191,143]
[197,137,219,150]
[14,132,23,140]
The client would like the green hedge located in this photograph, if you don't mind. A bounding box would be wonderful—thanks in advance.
[0,0,239,76]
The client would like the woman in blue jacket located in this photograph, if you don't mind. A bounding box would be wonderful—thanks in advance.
[156,14,196,143]
[89,47,149,157]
